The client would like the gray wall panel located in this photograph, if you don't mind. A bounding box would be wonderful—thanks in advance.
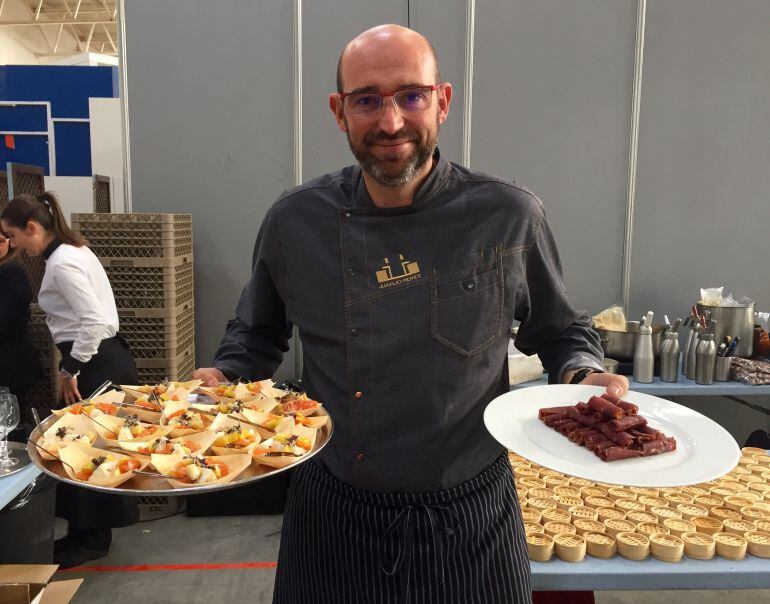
[302,3,407,181]
[629,0,770,321]
[473,0,637,315]
[410,0,466,163]
[123,0,295,377]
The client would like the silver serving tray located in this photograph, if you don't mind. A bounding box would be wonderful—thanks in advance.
[26,408,333,496]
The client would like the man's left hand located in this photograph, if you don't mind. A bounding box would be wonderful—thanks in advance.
[574,371,629,398]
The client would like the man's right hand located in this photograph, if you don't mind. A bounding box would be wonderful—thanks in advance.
[193,367,227,387]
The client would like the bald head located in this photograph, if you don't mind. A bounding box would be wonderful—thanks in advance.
[336,24,441,93]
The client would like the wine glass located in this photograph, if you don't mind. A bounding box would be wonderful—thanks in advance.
[0,393,20,468]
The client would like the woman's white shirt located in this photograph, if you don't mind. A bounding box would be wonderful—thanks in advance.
[38,243,119,364]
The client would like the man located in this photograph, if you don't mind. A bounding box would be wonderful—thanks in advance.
[195,24,627,604]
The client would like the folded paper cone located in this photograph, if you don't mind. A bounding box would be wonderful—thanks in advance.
[58,442,148,487]
[151,453,252,489]
[37,414,98,461]
[90,390,126,405]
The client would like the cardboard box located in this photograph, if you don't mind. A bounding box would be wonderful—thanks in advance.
[0,566,82,604]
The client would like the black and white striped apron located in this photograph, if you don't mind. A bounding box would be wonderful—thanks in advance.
[273,453,532,604]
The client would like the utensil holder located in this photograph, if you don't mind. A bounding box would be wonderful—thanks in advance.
[714,356,733,381]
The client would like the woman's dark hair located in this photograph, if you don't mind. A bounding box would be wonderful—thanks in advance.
[0,191,85,247]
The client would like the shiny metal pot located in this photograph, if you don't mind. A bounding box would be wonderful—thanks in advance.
[696,302,754,357]
[594,321,666,361]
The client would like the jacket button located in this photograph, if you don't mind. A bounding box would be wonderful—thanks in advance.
[351,328,359,337]
[354,390,363,399]
[346,267,355,277]
[344,211,352,218]
[356,453,365,462]
[463,280,475,291]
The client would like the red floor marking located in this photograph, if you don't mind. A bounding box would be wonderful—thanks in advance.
[59,562,278,573]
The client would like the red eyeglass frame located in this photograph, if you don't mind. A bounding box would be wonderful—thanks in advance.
[338,84,442,107]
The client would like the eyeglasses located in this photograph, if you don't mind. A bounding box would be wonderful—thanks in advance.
[339,84,441,117]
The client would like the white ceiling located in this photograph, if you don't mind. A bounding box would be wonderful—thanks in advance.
[1,0,118,57]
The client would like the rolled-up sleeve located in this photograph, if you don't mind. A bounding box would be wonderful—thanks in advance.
[513,206,603,382]
[213,209,292,381]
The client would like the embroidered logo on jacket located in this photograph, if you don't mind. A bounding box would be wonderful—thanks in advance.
[375,254,422,289]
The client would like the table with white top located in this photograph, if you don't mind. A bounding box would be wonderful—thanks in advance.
[513,372,770,590]
[0,462,41,510]
[530,551,770,590]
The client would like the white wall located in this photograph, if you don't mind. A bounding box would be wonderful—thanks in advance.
[45,176,94,221]
[89,98,124,177]
[50,52,118,67]
[0,0,79,65]
[89,97,125,212]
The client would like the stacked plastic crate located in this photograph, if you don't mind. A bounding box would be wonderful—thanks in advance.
[71,213,195,384]
[25,304,61,410]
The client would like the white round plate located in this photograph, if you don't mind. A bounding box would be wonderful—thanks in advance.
[484,384,740,487]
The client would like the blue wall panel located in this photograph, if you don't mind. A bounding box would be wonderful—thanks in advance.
[0,136,49,174]
[0,104,47,131]
[0,65,118,176]
[54,122,91,176]
[0,66,118,118]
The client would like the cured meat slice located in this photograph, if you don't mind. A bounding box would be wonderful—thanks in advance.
[636,425,664,440]
[568,427,596,444]
[600,394,638,415]
[566,406,602,427]
[596,422,635,447]
[537,399,676,462]
[640,436,677,456]
[583,431,610,447]
[607,415,647,432]
[587,396,624,420]
[629,428,657,442]
[595,440,616,452]
[555,420,580,436]
[599,447,644,461]
[543,412,570,426]
[615,400,638,415]
[538,406,575,420]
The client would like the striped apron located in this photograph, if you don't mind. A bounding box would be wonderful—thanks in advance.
[273,453,532,604]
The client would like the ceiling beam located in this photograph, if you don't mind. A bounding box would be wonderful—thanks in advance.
[100,21,115,51]
[0,18,113,25]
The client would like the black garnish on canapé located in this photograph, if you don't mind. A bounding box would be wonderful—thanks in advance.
[123,414,139,427]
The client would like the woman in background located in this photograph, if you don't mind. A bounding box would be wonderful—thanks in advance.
[0,229,42,435]
[1,192,139,569]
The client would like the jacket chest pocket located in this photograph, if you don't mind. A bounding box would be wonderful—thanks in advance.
[430,258,505,357]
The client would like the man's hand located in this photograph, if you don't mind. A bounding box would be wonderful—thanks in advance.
[579,371,629,398]
[193,367,227,387]
[59,375,82,406]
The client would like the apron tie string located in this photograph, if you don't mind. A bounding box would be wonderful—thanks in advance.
[379,503,459,601]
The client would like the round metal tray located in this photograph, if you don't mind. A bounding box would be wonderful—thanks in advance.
[26,408,333,496]
[0,442,32,479]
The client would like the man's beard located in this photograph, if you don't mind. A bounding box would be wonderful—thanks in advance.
[345,119,439,187]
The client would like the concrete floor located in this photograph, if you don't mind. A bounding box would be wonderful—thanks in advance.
[53,513,770,604]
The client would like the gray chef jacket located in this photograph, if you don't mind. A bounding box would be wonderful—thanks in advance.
[213,150,603,493]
